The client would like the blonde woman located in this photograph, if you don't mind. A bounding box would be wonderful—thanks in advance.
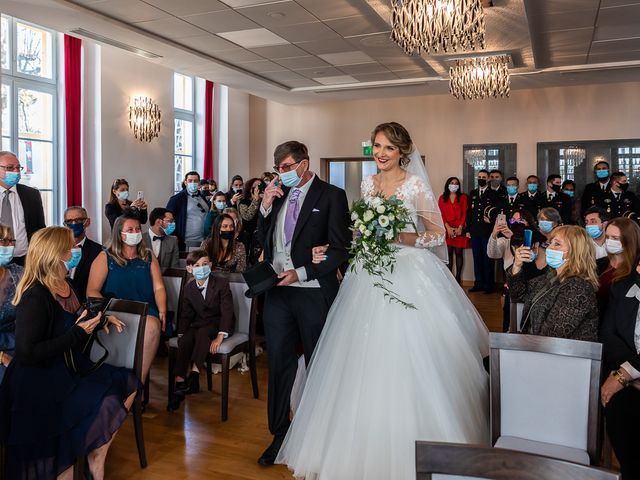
[0,223,22,382]
[87,208,164,382]
[1,226,135,480]
[508,225,599,341]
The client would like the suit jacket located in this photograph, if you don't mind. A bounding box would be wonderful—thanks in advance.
[541,191,572,224]
[70,237,103,303]
[466,187,498,237]
[518,191,544,218]
[496,194,527,220]
[142,231,179,269]
[178,274,234,336]
[256,176,351,305]
[15,184,45,240]
[166,189,210,250]
[600,275,640,373]
[599,190,640,219]
[580,181,609,216]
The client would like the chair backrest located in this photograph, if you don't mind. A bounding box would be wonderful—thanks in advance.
[489,333,602,463]
[508,301,525,333]
[89,299,148,381]
[223,273,255,336]
[162,268,187,329]
[184,240,202,249]
[416,441,620,480]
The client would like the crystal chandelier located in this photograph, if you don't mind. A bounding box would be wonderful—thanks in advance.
[129,97,161,142]
[564,147,586,167]
[464,148,486,166]
[390,0,486,55]
[449,55,510,100]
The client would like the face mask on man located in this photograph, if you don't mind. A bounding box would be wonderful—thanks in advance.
[585,225,603,239]
[68,222,85,237]
[163,222,176,235]
[477,178,487,188]
[619,183,629,192]
[215,201,226,211]
[563,190,574,198]
[280,163,303,188]
[490,179,501,189]
[551,184,561,194]
[596,169,609,180]
[3,172,20,188]
[527,183,538,193]
[192,264,211,280]
[506,185,518,196]
[186,182,199,194]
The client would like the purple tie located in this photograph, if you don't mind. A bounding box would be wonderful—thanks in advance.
[284,189,301,246]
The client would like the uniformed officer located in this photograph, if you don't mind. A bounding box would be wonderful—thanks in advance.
[518,175,544,218]
[601,172,640,219]
[489,169,507,198]
[496,176,524,220]
[466,169,498,294]
[580,161,611,217]
[562,179,579,224]
[541,174,572,224]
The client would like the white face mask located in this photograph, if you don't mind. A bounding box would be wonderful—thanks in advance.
[122,232,142,246]
[448,184,460,193]
[605,238,623,255]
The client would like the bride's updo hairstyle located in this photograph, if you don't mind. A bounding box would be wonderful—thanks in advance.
[370,122,414,167]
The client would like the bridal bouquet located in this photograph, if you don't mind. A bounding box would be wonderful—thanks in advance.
[349,194,416,309]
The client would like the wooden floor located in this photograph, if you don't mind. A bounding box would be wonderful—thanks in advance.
[107,289,504,479]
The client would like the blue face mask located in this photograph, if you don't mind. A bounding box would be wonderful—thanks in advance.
[63,247,82,271]
[596,169,609,180]
[0,246,14,266]
[3,171,20,188]
[186,182,199,194]
[192,264,211,280]
[546,247,566,269]
[538,220,553,233]
[507,185,518,196]
[117,190,129,201]
[527,183,538,193]
[163,222,176,235]
[280,163,302,188]
[586,225,602,239]
[67,222,85,238]
[215,201,226,211]
[563,190,575,198]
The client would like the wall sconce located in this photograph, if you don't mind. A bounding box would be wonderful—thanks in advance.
[129,96,161,142]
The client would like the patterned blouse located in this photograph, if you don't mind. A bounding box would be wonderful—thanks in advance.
[200,238,247,273]
[507,267,598,342]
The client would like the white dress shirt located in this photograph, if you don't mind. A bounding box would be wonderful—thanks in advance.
[0,185,28,257]
[261,175,320,288]
[149,226,164,258]
[69,236,87,280]
[591,239,607,260]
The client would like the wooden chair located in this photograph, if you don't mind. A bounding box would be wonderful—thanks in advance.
[415,441,620,480]
[89,299,148,468]
[489,332,603,465]
[167,273,259,420]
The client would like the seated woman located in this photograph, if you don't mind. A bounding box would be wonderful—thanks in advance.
[0,224,23,383]
[169,249,234,411]
[104,178,148,229]
[507,225,599,341]
[600,256,640,480]
[87,208,164,382]
[537,207,562,238]
[203,191,228,238]
[200,214,246,273]
[0,226,136,480]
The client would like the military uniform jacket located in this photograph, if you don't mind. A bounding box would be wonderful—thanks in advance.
[601,190,640,219]
[466,187,498,237]
[497,194,526,219]
[541,191,572,224]
[518,191,544,218]
[580,181,610,216]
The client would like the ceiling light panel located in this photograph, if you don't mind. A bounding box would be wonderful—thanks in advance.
[313,75,359,85]
[183,10,259,33]
[319,51,375,66]
[270,22,342,43]
[249,43,308,59]
[237,1,318,28]
[218,28,289,48]
[338,62,390,75]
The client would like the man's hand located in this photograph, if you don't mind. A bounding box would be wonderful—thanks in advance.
[277,269,299,286]
[261,178,284,211]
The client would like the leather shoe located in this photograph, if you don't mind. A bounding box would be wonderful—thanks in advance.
[258,435,285,466]
[468,286,484,293]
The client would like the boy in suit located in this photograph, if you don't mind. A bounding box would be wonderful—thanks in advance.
[169,249,234,411]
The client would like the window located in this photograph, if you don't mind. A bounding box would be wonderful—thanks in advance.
[1,15,57,225]
[174,73,194,192]
[615,145,640,191]
[463,144,516,191]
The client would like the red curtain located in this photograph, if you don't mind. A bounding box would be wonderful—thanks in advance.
[204,80,214,180]
[64,35,82,206]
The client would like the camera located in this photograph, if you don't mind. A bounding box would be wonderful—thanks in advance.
[83,297,112,330]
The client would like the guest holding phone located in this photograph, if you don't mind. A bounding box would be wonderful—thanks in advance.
[105,178,148,229]
[226,175,244,207]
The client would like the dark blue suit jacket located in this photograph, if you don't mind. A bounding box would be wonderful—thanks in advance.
[166,189,210,250]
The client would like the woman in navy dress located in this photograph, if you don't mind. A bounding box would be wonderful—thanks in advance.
[0,226,138,479]
[0,223,23,383]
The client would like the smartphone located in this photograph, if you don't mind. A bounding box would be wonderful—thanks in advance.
[496,213,507,226]
[273,178,280,187]
[523,229,533,248]
[136,191,144,200]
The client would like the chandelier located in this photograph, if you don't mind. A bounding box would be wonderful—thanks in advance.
[564,147,586,167]
[449,55,510,100]
[129,97,161,142]
[464,148,486,166]
[390,0,486,55]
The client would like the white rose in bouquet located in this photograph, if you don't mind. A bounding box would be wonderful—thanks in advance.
[376,205,386,214]
[363,210,374,222]
[378,215,390,228]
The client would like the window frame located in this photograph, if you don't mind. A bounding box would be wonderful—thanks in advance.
[173,73,195,193]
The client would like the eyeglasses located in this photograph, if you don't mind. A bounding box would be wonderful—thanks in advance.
[0,165,24,172]
[0,237,16,246]
[64,218,87,225]
[274,161,300,173]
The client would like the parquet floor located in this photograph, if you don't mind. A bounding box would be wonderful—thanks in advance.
[106,289,504,479]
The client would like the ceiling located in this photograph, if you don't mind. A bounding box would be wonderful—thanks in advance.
[2,0,640,103]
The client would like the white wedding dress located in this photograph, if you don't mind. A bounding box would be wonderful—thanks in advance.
[276,173,490,480]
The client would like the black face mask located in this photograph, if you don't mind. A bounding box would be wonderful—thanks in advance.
[220,231,235,241]
[619,183,629,192]
[477,178,487,188]
[551,184,561,193]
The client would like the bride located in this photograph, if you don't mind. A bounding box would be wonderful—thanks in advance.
[275,122,490,479]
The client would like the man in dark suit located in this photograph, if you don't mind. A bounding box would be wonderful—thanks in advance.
[63,206,103,303]
[489,169,507,198]
[143,207,180,270]
[496,176,525,220]
[580,160,611,217]
[602,172,640,220]
[466,169,498,294]
[166,171,210,251]
[518,175,545,218]
[541,174,572,224]
[0,151,46,265]
[256,141,351,466]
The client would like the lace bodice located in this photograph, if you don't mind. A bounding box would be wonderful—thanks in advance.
[361,174,445,249]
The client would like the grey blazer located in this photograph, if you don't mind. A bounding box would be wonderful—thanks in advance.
[142,231,180,269]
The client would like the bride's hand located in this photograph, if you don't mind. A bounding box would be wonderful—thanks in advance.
[312,244,329,264]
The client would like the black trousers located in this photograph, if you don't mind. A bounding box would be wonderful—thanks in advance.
[175,325,218,379]
[605,386,640,480]
[263,286,329,437]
